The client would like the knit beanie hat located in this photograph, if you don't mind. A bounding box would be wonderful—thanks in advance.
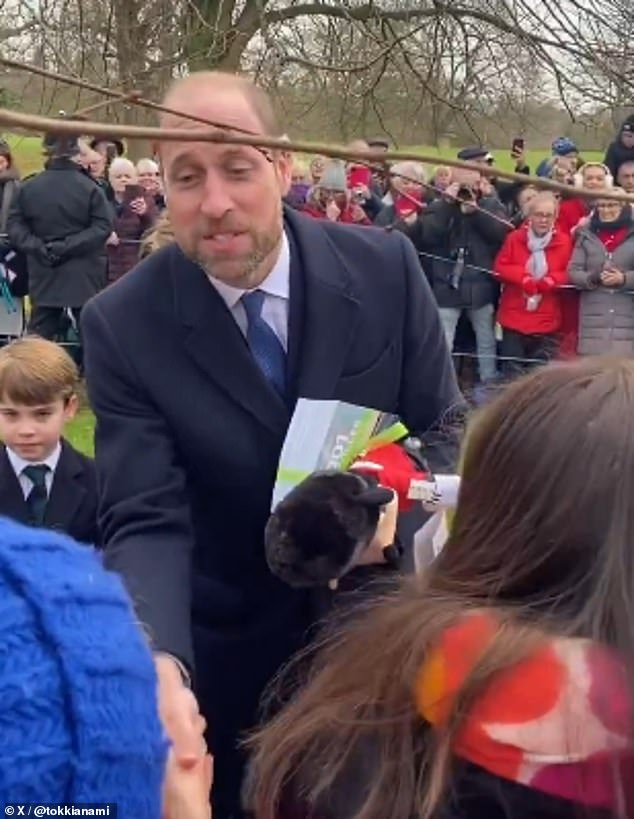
[0,517,168,813]
[318,160,347,192]
[551,136,578,156]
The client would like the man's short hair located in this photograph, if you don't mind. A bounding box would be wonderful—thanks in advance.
[162,72,283,137]
[0,337,78,406]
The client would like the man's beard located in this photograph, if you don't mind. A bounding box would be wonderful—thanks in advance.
[185,223,283,289]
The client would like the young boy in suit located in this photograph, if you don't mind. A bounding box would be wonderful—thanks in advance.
[0,336,99,546]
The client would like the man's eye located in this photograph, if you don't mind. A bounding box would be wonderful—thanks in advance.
[226,166,252,178]
[175,171,198,185]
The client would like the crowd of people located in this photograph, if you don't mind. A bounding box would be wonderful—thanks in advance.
[0,69,632,819]
[2,113,634,393]
[284,122,634,397]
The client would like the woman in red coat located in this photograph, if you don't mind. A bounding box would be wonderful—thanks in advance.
[494,191,572,377]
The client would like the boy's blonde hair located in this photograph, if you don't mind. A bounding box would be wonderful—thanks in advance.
[0,337,78,406]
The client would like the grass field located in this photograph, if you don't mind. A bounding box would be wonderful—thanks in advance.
[6,134,604,457]
[66,409,95,456]
[6,133,605,176]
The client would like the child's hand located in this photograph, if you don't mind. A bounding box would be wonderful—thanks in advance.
[356,490,398,566]
[162,748,213,819]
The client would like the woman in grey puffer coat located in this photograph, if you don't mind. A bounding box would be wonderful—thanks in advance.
[568,194,634,355]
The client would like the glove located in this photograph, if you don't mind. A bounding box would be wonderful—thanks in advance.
[537,276,556,293]
[522,276,539,296]
[45,240,66,266]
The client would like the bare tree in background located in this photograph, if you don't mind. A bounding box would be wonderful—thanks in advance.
[0,0,632,149]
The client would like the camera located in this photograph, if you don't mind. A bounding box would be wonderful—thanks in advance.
[351,188,367,204]
[457,184,475,202]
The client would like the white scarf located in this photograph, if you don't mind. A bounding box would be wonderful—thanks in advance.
[525,227,553,280]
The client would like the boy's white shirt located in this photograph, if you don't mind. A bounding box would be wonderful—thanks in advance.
[6,442,61,498]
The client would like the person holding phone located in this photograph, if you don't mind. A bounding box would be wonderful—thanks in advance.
[106,157,157,283]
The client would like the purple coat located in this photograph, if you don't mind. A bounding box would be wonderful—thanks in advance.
[107,196,156,283]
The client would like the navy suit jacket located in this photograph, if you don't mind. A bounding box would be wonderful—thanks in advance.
[0,439,99,546]
[81,208,461,816]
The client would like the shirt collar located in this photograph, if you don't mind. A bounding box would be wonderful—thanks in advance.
[6,441,62,478]
[209,231,290,310]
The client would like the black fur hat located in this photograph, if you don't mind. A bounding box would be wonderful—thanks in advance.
[264,470,394,588]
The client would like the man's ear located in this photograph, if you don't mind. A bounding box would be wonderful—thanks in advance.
[275,149,293,196]
[357,486,394,508]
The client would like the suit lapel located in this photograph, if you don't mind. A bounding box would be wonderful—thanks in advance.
[45,442,85,531]
[285,209,361,400]
[0,448,29,524]
[172,246,289,437]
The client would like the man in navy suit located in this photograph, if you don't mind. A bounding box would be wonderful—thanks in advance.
[81,71,461,818]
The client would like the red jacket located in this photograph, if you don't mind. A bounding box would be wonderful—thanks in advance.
[557,198,587,236]
[493,225,572,335]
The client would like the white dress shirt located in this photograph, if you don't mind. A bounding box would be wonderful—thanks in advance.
[208,232,290,351]
[6,442,61,499]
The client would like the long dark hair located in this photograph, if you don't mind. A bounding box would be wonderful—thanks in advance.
[247,357,634,819]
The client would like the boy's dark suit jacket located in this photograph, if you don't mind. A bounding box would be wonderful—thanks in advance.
[0,439,99,546]
[81,208,462,818]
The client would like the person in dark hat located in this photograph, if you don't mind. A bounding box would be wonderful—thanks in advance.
[457,146,490,164]
[6,129,112,352]
[457,146,529,210]
[604,115,634,179]
[367,136,390,151]
[90,136,126,160]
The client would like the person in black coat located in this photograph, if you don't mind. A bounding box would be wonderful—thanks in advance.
[604,115,634,179]
[0,336,98,546]
[400,171,511,384]
[81,71,463,819]
[7,133,112,341]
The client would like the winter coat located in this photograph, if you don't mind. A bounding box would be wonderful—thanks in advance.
[568,225,634,355]
[494,225,571,335]
[557,197,587,236]
[603,115,634,178]
[0,169,19,237]
[107,196,157,283]
[404,196,511,309]
[7,158,112,307]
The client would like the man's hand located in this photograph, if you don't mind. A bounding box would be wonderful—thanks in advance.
[155,654,207,766]
[162,748,213,819]
[106,231,120,247]
[477,176,494,197]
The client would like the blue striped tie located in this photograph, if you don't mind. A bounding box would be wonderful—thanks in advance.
[241,290,287,396]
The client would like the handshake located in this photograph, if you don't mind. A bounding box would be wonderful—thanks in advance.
[155,655,213,819]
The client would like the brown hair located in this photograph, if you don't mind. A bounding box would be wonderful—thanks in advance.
[0,337,78,405]
[247,357,634,819]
